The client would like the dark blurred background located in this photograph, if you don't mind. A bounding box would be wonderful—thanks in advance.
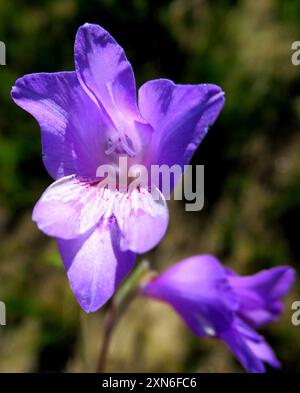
[0,0,300,372]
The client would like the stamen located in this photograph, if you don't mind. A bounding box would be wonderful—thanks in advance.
[105,125,136,157]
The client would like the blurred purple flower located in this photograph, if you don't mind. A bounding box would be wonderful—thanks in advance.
[142,255,295,372]
[11,23,224,312]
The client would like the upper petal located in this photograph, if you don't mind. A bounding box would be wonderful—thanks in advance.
[75,23,139,122]
[11,71,112,180]
[138,79,225,169]
[58,219,136,312]
[228,266,296,328]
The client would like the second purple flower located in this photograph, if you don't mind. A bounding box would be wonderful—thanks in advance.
[142,255,295,373]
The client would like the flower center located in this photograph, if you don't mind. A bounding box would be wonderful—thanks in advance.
[105,125,136,157]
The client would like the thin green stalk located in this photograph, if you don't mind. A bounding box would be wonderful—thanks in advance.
[96,260,151,373]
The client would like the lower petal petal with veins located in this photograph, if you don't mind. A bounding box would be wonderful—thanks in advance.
[32,175,110,239]
[113,185,169,254]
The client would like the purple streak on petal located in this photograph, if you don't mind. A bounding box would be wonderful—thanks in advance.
[138,79,225,171]
[228,266,296,328]
[58,219,136,312]
[75,23,139,122]
[11,72,112,179]
[142,255,238,336]
[32,175,112,239]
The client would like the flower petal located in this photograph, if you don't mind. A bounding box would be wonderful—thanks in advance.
[228,266,296,328]
[138,79,225,170]
[221,325,266,373]
[33,176,168,252]
[75,23,139,122]
[58,219,136,312]
[246,338,281,369]
[32,175,110,239]
[142,255,238,336]
[113,186,169,253]
[11,71,112,179]
[222,318,280,373]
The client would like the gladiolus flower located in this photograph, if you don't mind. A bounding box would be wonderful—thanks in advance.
[142,255,295,372]
[11,24,224,312]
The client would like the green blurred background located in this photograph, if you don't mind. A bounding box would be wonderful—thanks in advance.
[0,0,300,372]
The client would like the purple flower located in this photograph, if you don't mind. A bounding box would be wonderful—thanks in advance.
[142,255,295,372]
[11,24,224,312]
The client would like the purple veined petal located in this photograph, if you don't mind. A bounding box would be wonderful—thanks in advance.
[58,219,136,312]
[11,71,113,180]
[228,266,296,328]
[74,24,153,163]
[32,175,112,239]
[142,255,239,336]
[113,185,169,253]
[33,174,169,251]
[138,79,225,172]
[75,23,139,123]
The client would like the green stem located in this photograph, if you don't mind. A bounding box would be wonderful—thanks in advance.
[96,260,151,373]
